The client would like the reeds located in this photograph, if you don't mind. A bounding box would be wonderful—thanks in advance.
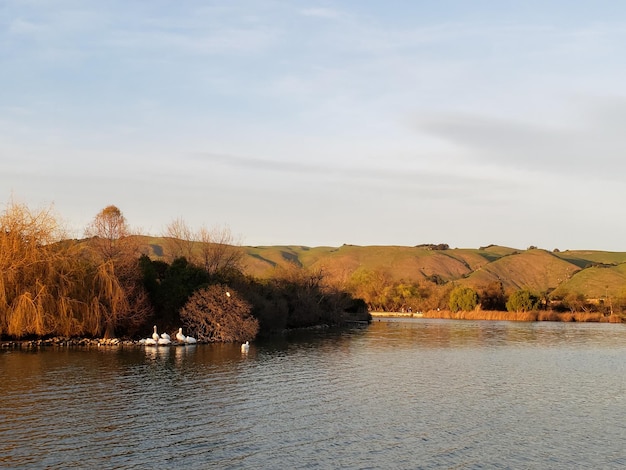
[422,309,623,323]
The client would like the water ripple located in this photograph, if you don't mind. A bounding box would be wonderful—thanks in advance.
[3,320,626,468]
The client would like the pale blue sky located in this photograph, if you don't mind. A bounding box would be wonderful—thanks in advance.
[3,1,626,249]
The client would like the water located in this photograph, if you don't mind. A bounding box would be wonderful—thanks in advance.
[2,319,626,469]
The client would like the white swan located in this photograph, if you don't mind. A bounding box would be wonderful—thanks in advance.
[176,328,186,343]
[241,341,250,353]
[157,336,171,345]
[152,325,159,341]
[161,331,171,341]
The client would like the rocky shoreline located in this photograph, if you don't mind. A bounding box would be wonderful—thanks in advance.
[0,337,182,349]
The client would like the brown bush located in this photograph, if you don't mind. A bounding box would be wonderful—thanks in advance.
[180,284,259,342]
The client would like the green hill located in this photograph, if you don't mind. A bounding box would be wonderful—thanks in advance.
[135,237,626,301]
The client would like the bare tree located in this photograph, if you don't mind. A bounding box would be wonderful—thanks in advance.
[163,217,195,262]
[162,219,243,276]
[196,225,244,276]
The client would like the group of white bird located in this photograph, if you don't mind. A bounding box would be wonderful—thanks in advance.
[139,326,197,346]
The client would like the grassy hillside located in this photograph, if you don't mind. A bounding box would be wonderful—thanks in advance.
[135,237,626,300]
[458,249,580,293]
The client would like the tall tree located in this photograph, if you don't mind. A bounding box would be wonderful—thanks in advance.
[85,205,130,261]
[85,205,151,338]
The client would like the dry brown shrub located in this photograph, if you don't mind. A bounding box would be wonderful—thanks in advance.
[180,284,259,343]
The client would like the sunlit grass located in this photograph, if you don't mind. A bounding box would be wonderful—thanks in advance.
[422,309,623,323]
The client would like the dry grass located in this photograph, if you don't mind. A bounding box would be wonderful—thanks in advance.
[422,309,624,323]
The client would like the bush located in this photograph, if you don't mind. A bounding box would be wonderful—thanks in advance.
[179,284,259,343]
[449,286,478,312]
[506,289,540,313]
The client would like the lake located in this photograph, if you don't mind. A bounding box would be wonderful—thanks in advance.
[2,318,626,469]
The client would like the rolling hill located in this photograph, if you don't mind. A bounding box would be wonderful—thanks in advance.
[135,237,626,300]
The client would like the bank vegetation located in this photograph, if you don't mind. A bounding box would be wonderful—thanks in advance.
[3,199,624,342]
[0,200,368,341]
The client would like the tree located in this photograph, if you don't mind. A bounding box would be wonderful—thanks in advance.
[163,217,195,262]
[0,199,101,338]
[196,225,244,278]
[180,284,258,342]
[85,205,130,261]
[449,286,479,312]
[162,219,244,278]
[506,289,540,313]
[348,268,391,311]
[0,200,64,337]
[139,255,210,328]
[478,282,506,311]
[561,291,590,313]
[84,205,151,338]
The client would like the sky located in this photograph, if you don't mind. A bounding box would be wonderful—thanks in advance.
[2,1,626,250]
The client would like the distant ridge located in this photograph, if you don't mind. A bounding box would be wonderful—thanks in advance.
[135,237,626,299]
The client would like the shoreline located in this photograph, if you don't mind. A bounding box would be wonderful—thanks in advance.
[371,309,625,323]
[370,311,424,318]
[0,337,193,349]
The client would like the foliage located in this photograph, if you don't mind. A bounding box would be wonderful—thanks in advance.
[0,200,150,339]
[84,205,131,261]
[180,284,258,343]
[416,243,449,250]
[478,282,507,311]
[83,205,151,338]
[449,286,479,312]
[140,256,210,329]
[506,289,540,313]
[269,263,349,328]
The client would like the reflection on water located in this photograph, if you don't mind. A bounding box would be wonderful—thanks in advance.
[2,319,626,468]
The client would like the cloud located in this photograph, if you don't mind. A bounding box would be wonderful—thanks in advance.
[299,8,342,19]
[107,25,278,56]
[191,152,519,202]
[414,98,626,180]
[7,18,44,35]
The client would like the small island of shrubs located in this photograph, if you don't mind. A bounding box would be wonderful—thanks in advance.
[0,201,369,345]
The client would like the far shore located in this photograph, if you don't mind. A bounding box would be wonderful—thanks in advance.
[371,310,625,323]
[370,311,424,318]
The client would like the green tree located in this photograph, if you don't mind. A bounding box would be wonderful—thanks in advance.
[140,255,210,328]
[506,289,540,313]
[449,286,478,312]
